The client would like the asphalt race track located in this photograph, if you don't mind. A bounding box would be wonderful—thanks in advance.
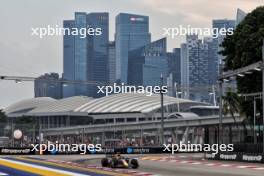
[76,153,264,176]
[1,154,264,176]
[137,156,264,176]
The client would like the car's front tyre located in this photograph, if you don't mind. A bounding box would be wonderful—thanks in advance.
[130,159,139,169]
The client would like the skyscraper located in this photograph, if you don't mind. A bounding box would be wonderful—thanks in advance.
[63,20,75,97]
[167,48,181,85]
[34,73,62,99]
[204,37,217,85]
[167,73,174,97]
[212,19,236,65]
[86,13,109,97]
[180,43,188,99]
[74,12,88,96]
[115,13,151,83]
[108,41,116,83]
[166,48,181,98]
[128,38,168,87]
[142,38,168,86]
[212,13,246,93]
[236,8,247,26]
[63,12,109,98]
[181,35,211,101]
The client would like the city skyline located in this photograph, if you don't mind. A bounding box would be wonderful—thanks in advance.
[1,3,264,175]
[60,11,227,100]
[0,0,263,108]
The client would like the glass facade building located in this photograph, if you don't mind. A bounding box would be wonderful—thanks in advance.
[236,8,247,26]
[128,38,168,87]
[74,12,88,96]
[167,48,181,85]
[63,20,75,97]
[181,35,212,101]
[180,43,189,99]
[86,13,109,97]
[212,19,235,65]
[108,41,116,83]
[204,37,218,85]
[63,12,109,98]
[143,38,168,86]
[34,73,62,99]
[115,13,151,83]
[166,73,174,97]
[212,19,236,93]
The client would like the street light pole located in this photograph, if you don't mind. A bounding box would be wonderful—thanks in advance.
[212,85,216,106]
[253,97,256,144]
[175,82,180,112]
[160,74,165,145]
[262,39,264,153]
[219,65,223,145]
[11,118,14,147]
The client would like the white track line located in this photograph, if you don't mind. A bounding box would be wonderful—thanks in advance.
[220,164,232,167]
[236,165,253,169]
[190,162,201,165]
[253,167,264,170]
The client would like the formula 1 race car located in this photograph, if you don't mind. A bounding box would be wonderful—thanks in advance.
[101,154,139,169]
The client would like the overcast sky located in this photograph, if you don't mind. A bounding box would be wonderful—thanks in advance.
[0,0,263,108]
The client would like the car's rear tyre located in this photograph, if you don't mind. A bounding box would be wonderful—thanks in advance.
[130,159,139,169]
[101,158,109,167]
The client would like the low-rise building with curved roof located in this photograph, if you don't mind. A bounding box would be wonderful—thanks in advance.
[4,93,208,128]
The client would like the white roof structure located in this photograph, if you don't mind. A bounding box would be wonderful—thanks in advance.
[5,93,207,117]
[5,96,93,117]
[4,97,55,117]
[74,93,206,114]
[28,96,94,116]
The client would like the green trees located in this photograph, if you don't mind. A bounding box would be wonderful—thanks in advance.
[220,6,264,143]
[222,88,242,123]
[222,89,245,142]
[221,6,264,118]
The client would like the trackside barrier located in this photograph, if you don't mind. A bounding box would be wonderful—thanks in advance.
[0,146,201,155]
[205,152,264,164]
